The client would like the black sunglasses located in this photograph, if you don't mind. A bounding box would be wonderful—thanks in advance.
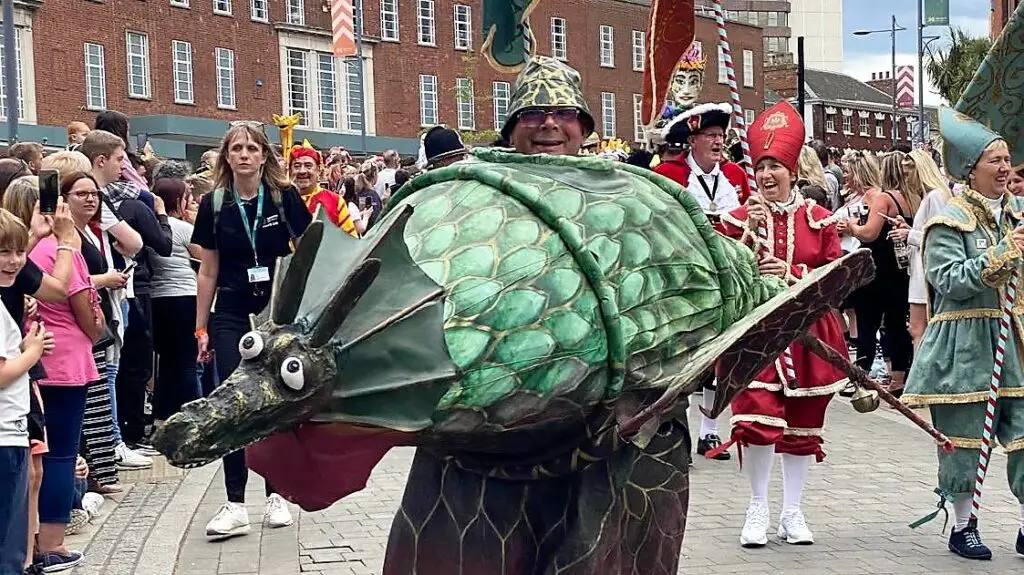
[517,108,580,127]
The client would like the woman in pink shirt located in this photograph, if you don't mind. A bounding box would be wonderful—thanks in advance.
[3,181,104,570]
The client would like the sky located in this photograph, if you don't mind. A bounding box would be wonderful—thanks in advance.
[841,0,990,106]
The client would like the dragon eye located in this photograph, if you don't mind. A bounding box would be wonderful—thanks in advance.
[239,332,265,360]
[280,357,305,391]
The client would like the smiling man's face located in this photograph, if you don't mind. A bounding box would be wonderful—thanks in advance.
[509,107,586,156]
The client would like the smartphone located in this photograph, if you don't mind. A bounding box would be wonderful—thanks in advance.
[121,260,138,274]
[39,169,59,215]
[359,196,369,211]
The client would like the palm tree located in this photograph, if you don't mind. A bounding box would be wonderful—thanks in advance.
[925,27,992,105]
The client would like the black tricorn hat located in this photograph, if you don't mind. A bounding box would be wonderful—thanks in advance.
[664,102,733,146]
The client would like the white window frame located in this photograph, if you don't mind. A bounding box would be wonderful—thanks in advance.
[493,81,510,131]
[216,47,236,110]
[842,115,852,134]
[170,0,189,8]
[599,25,614,68]
[875,121,884,138]
[742,50,754,88]
[125,32,151,99]
[631,30,644,72]
[0,29,24,121]
[285,47,310,124]
[380,0,399,41]
[213,0,231,15]
[550,17,567,61]
[316,53,340,130]
[717,44,727,84]
[456,77,474,130]
[345,57,364,132]
[601,91,616,138]
[286,0,304,25]
[454,4,472,51]
[83,42,106,112]
[632,94,645,143]
[744,109,755,127]
[251,0,268,22]
[418,0,436,46]
[859,116,869,136]
[171,40,194,104]
[825,114,836,133]
[419,73,438,126]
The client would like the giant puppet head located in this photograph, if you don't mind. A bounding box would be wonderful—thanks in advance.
[667,43,707,111]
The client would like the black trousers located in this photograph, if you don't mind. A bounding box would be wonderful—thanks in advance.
[211,310,275,503]
[854,274,913,373]
[152,296,201,421]
[116,294,153,445]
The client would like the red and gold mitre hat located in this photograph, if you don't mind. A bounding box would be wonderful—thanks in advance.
[289,139,322,165]
[748,101,804,172]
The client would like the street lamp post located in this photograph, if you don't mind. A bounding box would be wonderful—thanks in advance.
[853,17,906,148]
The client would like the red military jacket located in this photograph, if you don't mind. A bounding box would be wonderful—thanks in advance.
[654,155,752,212]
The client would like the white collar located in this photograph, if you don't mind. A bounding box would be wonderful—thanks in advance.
[687,152,721,177]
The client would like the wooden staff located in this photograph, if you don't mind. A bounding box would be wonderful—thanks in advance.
[798,333,954,452]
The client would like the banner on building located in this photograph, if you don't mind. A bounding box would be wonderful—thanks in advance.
[896,66,915,109]
[924,0,949,26]
[331,0,357,58]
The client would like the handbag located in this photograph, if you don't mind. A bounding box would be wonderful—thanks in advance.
[92,324,116,352]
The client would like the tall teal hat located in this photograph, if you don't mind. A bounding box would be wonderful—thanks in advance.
[939,107,1003,182]
[950,0,1024,175]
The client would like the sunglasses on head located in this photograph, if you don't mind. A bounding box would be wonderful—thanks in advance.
[229,120,267,136]
[517,107,580,127]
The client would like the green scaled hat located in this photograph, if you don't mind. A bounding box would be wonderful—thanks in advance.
[955,0,1024,172]
[501,56,595,141]
[938,106,1002,182]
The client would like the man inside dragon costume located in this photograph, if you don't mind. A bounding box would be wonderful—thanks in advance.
[153,56,873,574]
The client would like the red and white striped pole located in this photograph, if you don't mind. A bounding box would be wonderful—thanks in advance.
[712,2,795,386]
[970,270,1019,521]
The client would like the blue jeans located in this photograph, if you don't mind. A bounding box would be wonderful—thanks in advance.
[38,386,87,525]
[0,446,28,575]
[106,362,121,445]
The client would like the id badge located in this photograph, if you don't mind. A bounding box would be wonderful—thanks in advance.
[247,266,270,283]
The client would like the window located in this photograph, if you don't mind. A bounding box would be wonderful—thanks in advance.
[632,30,644,72]
[859,116,868,136]
[251,0,268,21]
[599,25,614,68]
[632,94,646,143]
[171,0,189,7]
[744,109,755,127]
[287,0,304,25]
[825,113,836,133]
[83,43,106,111]
[550,17,567,60]
[491,81,511,131]
[345,58,363,131]
[742,50,754,88]
[717,44,727,84]
[456,78,474,130]
[317,53,339,130]
[418,0,435,46]
[0,30,23,121]
[381,0,399,41]
[213,0,231,14]
[768,11,778,26]
[215,47,235,109]
[842,115,852,134]
[875,120,884,138]
[285,48,310,122]
[171,40,194,104]
[125,32,151,99]
[454,4,472,51]
[601,92,615,138]
[419,73,437,126]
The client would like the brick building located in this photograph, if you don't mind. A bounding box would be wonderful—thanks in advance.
[765,64,932,152]
[2,0,762,160]
[992,0,1020,38]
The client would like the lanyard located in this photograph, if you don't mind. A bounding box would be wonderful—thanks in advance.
[235,183,265,264]
[696,174,719,204]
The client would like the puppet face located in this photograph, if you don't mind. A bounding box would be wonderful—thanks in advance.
[669,70,704,109]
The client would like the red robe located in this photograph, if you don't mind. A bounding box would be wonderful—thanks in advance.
[654,157,751,210]
[715,197,848,459]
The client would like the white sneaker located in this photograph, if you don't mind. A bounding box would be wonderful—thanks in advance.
[81,492,105,519]
[740,501,770,547]
[115,442,153,469]
[778,509,814,544]
[264,494,294,528]
[205,502,251,539]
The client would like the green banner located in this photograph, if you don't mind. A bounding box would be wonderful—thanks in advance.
[924,0,949,26]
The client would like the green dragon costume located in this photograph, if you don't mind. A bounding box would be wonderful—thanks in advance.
[153,57,873,574]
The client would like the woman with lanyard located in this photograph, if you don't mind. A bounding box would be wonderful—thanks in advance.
[191,123,312,539]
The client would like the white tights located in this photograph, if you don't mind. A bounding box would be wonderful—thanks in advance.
[745,444,813,512]
[699,388,719,438]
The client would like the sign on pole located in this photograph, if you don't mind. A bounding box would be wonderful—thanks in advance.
[924,0,949,26]
[330,0,357,57]
[896,66,915,109]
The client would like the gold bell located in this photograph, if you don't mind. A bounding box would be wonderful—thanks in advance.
[850,385,880,413]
